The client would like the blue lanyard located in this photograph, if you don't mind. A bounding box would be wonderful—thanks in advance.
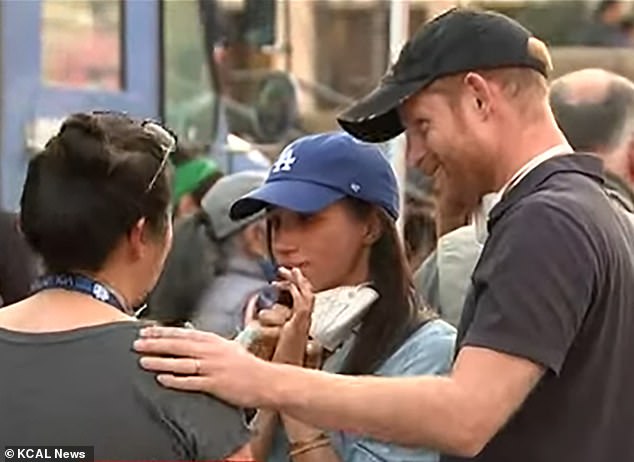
[31,273,133,315]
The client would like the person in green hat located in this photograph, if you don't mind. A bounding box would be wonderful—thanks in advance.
[172,150,224,220]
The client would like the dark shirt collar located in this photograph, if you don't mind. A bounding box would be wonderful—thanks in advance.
[603,171,634,213]
[489,154,604,230]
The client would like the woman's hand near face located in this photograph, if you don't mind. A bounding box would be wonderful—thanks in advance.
[271,269,340,461]
[240,266,314,363]
[271,267,316,365]
[241,294,291,361]
[247,267,318,462]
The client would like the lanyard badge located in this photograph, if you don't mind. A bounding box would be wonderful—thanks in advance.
[31,273,133,315]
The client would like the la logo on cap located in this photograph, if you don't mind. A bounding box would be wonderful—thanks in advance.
[272,147,297,173]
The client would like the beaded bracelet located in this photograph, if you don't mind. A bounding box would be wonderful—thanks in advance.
[289,433,331,457]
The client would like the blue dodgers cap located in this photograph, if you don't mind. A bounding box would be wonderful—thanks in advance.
[229,132,400,221]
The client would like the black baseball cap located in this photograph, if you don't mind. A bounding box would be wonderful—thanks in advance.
[337,8,551,143]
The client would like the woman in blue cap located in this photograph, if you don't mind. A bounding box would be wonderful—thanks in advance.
[235,132,456,462]
[138,131,456,462]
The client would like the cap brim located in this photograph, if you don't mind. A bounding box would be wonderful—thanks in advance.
[230,180,345,221]
[337,79,427,143]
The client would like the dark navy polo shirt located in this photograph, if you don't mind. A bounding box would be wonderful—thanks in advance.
[444,154,634,462]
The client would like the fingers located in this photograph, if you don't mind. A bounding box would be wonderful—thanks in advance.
[271,279,292,290]
[139,356,199,375]
[277,266,293,280]
[258,306,292,326]
[276,267,314,313]
[287,285,313,326]
[155,374,210,392]
[273,280,311,323]
[306,340,323,357]
[258,325,283,340]
[285,282,302,308]
[134,337,205,358]
[293,267,314,297]
[139,325,217,342]
[243,294,259,324]
[305,341,324,369]
[278,267,314,297]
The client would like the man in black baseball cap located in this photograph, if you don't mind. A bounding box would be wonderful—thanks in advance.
[337,8,551,143]
[128,8,634,462]
[341,7,556,239]
[333,7,634,462]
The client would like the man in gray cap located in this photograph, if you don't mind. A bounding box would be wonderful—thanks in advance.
[132,9,634,462]
[192,170,272,337]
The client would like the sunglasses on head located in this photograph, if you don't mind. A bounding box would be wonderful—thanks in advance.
[90,110,177,193]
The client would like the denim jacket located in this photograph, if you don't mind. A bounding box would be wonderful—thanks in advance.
[267,318,457,462]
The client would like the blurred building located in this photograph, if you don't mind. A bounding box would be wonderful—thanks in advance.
[216,0,634,134]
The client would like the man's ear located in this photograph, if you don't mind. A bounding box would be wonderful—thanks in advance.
[242,220,268,257]
[463,72,494,120]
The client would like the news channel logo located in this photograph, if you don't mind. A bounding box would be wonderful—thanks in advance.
[4,447,92,462]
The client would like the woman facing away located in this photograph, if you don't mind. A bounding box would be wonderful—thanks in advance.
[0,112,251,460]
[136,132,457,462]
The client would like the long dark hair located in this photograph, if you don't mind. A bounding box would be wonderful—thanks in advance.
[338,198,437,375]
